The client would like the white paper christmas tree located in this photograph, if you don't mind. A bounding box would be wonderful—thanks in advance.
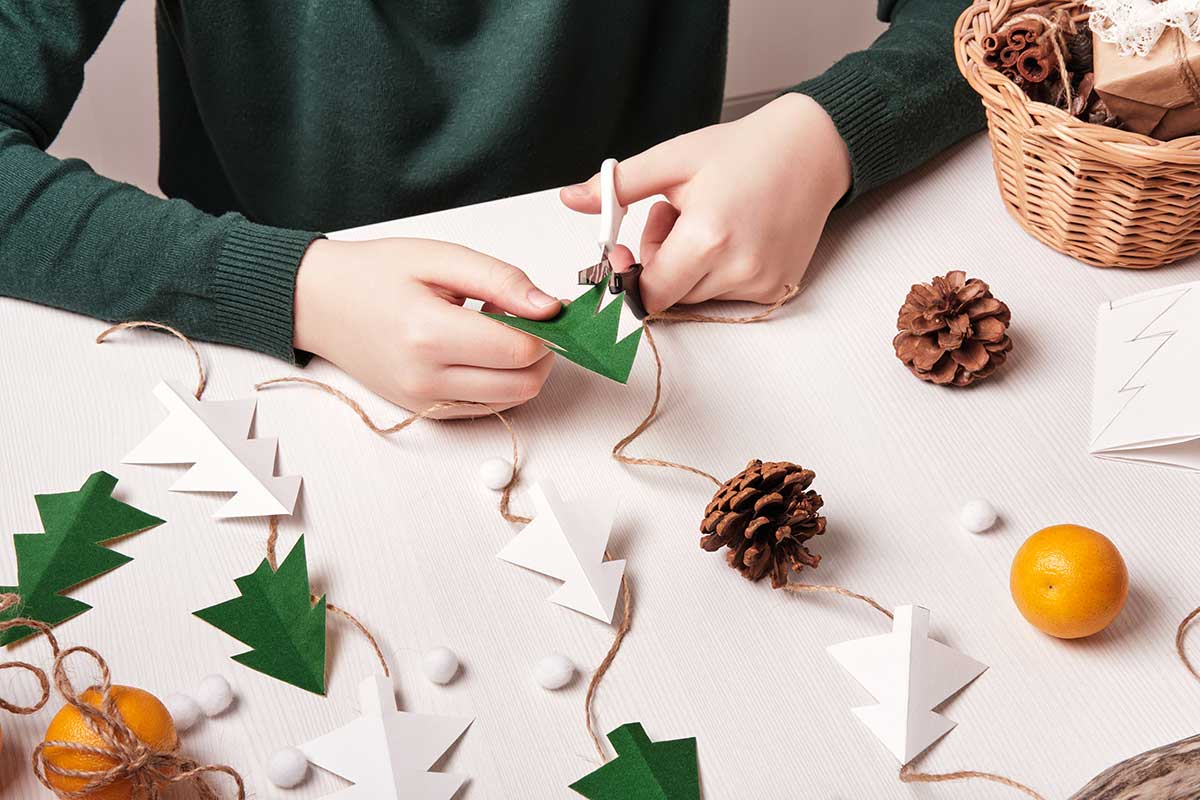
[299,675,472,799]
[828,605,987,764]
[496,482,625,624]
[124,380,301,518]
[1091,283,1200,470]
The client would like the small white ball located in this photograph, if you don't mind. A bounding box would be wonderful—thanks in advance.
[195,674,234,717]
[478,458,514,491]
[534,654,575,690]
[267,747,309,789]
[422,646,460,685]
[163,693,202,732]
[960,498,998,533]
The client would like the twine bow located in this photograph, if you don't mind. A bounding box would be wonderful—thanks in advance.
[0,594,244,800]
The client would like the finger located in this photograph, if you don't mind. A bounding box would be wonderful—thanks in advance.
[438,355,556,404]
[559,134,703,213]
[639,201,679,266]
[714,283,792,305]
[422,400,522,420]
[638,233,709,314]
[609,244,636,273]
[678,272,729,306]
[436,305,552,369]
[425,254,561,319]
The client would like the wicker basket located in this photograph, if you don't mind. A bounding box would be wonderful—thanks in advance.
[955,0,1200,269]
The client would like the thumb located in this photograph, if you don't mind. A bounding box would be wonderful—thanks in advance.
[433,256,562,320]
[560,135,698,213]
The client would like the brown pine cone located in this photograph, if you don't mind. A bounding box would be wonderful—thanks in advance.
[700,460,825,589]
[893,271,1012,387]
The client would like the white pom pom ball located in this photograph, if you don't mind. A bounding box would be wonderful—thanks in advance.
[478,458,514,491]
[422,646,460,685]
[267,746,309,789]
[960,498,998,533]
[163,693,202,732]
[534,654,575,690]
[196,674,234,717]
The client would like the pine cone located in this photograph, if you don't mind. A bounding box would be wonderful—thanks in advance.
[893,270,1012,387]
[700,460,825,589]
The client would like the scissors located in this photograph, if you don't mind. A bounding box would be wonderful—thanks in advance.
[576,158,648,319]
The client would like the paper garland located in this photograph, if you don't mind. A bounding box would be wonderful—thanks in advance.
[0,472,164,645]
[828,605,987,764]
[570,722,699,800]
[124,380,301,518]
[484,281,643,383]
[299,674,472,799]
[194,535,327,695]
[496,482,626,624]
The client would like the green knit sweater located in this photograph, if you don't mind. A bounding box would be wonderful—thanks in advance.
[0,0,983,363]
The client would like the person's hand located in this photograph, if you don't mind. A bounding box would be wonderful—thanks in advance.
[560,93,851,313]
[293,237,561,417]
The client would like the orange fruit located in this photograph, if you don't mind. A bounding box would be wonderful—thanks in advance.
[1010,524,1128,639]
[42,685,178,800]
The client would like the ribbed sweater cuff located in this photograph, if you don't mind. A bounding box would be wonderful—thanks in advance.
[212,219,323,364]
[791,66,898,205]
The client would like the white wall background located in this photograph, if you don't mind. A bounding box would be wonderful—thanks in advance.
[49,0,884,195]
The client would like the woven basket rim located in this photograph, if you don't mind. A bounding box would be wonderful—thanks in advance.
[954,0,1200,158]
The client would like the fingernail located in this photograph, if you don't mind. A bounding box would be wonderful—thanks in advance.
[528,288,559,308]
[562,183,588,198]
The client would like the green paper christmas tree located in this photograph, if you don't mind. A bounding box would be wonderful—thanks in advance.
[570,722,700,800]
[484,281,643,383]
[194,535,327,694]
[0,471,164,646]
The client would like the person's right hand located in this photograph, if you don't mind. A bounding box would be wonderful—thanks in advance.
[293,237,562,417]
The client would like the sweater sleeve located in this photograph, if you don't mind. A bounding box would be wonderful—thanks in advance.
[0,1,321,362]
[790,0,986,203]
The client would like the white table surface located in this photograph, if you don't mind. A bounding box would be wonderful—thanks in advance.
[2,134,1200,800]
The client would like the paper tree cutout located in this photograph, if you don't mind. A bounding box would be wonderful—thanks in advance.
[124,380,301,517]
[496,482,625,623]
[1090,283,1200,471]
[827,605,987,764]
[569,722,699,800]
[484,281,643,383]
[0,472,163,645]
[299,674,472,799]
[193,535,327,694]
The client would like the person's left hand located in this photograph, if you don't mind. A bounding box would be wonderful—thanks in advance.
[560,93,851,313]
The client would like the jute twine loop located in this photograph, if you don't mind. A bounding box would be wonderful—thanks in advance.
[95,321,206,399]
[1176,605,1200,684]
[0,594,244,799]
[900,762,1047,800]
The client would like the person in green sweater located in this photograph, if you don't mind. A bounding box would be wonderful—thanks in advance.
[0,1,982,413]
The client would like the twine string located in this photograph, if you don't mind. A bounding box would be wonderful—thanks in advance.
[95,321,207,399]
[0,594,244,799]
[1177,605,1200,684]
[899,762,1047,800]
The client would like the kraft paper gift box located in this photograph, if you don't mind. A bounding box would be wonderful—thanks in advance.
[1093,30,1200,140]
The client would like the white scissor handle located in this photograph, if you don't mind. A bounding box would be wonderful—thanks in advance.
[598,158,627,252]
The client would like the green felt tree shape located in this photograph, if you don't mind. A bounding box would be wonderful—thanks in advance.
[484,281,643,383]
[194,535,327,695]
[569,722,700,800]
[0,471,164,646]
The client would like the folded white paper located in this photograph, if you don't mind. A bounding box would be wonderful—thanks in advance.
[496,482,626,624]
[124,380,301,518]
[828,605,987,764]
[299,675,472,800]
[1091,283,1200,471]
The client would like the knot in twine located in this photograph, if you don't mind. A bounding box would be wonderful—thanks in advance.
[0,594,244,800]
